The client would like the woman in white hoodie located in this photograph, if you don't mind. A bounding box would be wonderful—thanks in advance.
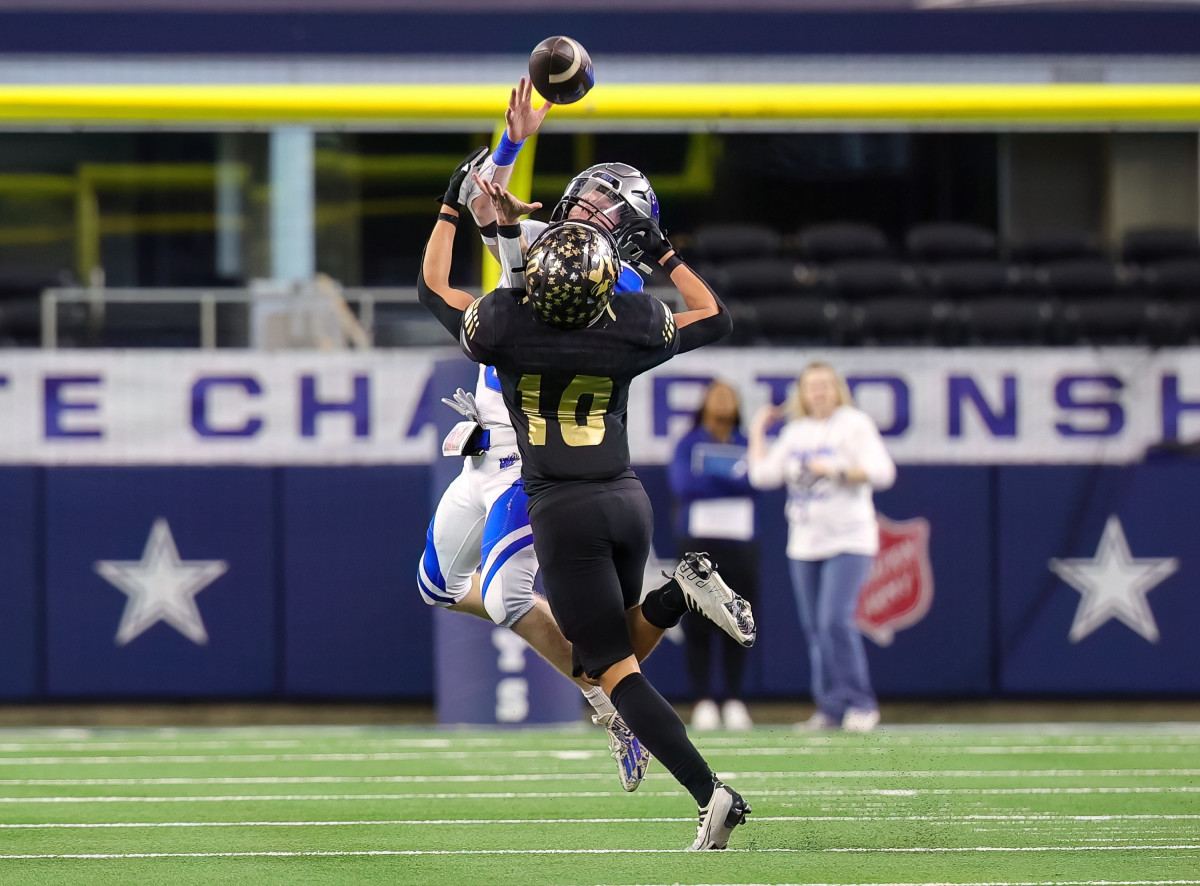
[748,362,896,733]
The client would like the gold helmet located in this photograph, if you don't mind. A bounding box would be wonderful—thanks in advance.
[524,220,620,330]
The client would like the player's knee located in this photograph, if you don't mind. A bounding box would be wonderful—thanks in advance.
[417,536,460,609]
[481,569,538,627]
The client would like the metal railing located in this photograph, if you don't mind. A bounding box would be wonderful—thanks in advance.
[39,285,447,349]
[39,284,682,349]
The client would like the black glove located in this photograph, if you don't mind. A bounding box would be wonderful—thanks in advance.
[441,146,489,210]
[616,217,674,277]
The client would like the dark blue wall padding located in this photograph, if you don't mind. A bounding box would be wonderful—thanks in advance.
[43,467,276,697]
[0,468,38,698]
[281,466,432,698]
[997,463,1200,695]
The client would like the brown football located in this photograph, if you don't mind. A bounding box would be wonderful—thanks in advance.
[528,36,595,105]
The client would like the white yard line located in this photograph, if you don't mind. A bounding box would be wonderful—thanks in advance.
[3,813,1200,829]
[2,745,1199,766]
[1,768,1196,787]
[3,785,1200,803]
[2,846,1199,861]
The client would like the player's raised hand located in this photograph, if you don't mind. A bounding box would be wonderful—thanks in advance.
[474,174,542,225]
[505,76,553,144]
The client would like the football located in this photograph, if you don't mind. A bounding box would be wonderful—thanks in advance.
[528,36,595,105]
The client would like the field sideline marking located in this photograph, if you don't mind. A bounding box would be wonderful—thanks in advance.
[3,812,1199,829]
[4,785,1199,804]
[1,768,1196,788]
[2,846,1200,861]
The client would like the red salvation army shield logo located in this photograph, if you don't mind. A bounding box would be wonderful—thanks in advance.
[855,515,934,646]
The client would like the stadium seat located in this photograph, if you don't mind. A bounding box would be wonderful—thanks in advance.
[1009,232,1107,265]
[750,295,845,345]
[1036,258,1124,297]
[847,296,954,345]
[1141,258,1200,300]
[905,222,998,262]
[958,295,1058,345]
[794,222,890,263]
[824,258,919,299]
[924,260,1018,297]
[716,258,809,300]
[1058,296,1176,345]
[688,223,782,263]
[1120,227,1200,265]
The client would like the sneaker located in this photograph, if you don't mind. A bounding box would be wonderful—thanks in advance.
[842,709,881,734]
[688,778,751,851]
[795,712,837,733]
[673,553,756,647]
[691,699,721,732]
[592,711,651,792]
[721,699,753,732]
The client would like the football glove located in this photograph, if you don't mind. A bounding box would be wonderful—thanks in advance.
[440,387,483,424]
[616,217,675,277]
[441,146,490,211]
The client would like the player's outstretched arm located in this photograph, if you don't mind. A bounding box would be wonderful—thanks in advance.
[417,203,476,337]
[618,218,732,348]
[473,77,552,259]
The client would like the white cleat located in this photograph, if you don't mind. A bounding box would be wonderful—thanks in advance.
[593,711,651,792]
[721,699,753,732]
[691,699,721,732]
[842,709,881,734]
[688,779,751,851]
[674,552,756,647]
[795,711,838,733]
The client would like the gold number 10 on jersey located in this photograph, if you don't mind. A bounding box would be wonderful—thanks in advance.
[517,374,613,447]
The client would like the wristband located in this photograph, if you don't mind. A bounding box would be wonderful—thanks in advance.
[493,132,525,167]
[437,212,459,226]
[497,224,521,239]
[661,254,684,273]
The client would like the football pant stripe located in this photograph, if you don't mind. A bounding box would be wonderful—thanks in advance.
[481,530,535,603]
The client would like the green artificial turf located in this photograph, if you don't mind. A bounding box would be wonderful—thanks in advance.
[0,722,1197,885]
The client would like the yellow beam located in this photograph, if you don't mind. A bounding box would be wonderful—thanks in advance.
[2,84,1200,126]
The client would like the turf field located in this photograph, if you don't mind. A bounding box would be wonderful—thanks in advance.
[0,722,1197,885]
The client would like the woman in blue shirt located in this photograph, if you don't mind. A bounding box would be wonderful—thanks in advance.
[669,381,759,730]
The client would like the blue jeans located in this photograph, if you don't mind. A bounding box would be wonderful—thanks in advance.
[788,554,877,721]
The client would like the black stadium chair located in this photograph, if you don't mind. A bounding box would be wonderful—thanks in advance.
[1143,258,1200,300]
[688,223,782,264]
[1120,227,1200,265]
[1009,232,1106,265]
[924,260,1017,297]
[905,222,998,262]
[794,222,890,263]
[750,296,845,345]
[824,258,919,299]
[716,258,808,300]
[958,296,1057,345]
[849,297,955,345]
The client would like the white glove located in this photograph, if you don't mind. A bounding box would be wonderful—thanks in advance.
[440,388,483,424]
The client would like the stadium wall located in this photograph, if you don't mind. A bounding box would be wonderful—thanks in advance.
[2,348,1199,703]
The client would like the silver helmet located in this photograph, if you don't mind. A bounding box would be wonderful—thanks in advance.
[525,220,621,330]
[550,162,660,235]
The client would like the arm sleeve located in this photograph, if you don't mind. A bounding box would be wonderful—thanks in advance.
[748,425,792,491]
[676,278,732,352]
[844,411,897,490]
[416,257,465,339]
[496,224,526,289]
[458,293,496,366]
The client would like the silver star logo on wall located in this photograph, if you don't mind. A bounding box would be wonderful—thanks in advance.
[94,518,229,646]
[1048,515,1178,644]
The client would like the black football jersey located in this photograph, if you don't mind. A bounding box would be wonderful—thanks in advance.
[461,288,680,497]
